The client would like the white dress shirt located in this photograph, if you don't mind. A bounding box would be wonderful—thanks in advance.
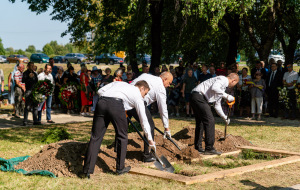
[38,72,54,84]
[98,81,153,141]
[131,74,169,129]
[192,76,229,119]
[283,70,298,89]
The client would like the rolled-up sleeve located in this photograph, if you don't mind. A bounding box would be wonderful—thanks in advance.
[156,89,169,129]
[134,98,153,141]
[214,98,226,120]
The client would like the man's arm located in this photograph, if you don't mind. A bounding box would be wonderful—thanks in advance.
[134,98,154,143]
[211,80,228,99]
[214,99,227,120]
[8,73,12,92]
[156,89,169,129]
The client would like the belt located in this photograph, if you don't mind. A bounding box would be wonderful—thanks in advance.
[100,96,123,102]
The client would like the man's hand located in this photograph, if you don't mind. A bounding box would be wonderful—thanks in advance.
[164,128,172,139]
[223,117,230,125]
[149,140,156,153]
[227,95,235,102]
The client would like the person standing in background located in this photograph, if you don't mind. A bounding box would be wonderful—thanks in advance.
[38,64,55,123]
[14,64,25,118]
[22,62,39,126]
[80,66,92,116]
[182,69,198,117]
[49,58,58,79]
[90,66,102,112]
[0,69,4,93]
[8,65,18,115]
[282,64,298,120]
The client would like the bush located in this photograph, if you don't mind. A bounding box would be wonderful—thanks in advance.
[41,127,73,144]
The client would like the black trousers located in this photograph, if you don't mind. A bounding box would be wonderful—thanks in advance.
[126,103,155,158]
[190,92,215,151]
[23,91,38,124]
[267,90,279,117]
[83,97,128,173]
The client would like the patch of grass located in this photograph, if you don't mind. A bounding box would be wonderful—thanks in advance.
[128,121,143,133]
[240,149,275,160]
[172,163,183,174]
[202,159,252,169]
[41,127,73,144]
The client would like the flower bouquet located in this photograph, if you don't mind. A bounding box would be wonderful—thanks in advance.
[31,79,54,103]
[295,84,300,108]
[58,82,81,107]
[278,87,290,109]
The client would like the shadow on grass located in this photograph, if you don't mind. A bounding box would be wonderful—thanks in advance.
[240,180,286,189]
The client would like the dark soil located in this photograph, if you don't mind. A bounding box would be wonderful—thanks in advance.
[15,126,252,177]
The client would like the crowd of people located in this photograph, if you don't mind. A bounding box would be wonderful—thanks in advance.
[1,58,300,125]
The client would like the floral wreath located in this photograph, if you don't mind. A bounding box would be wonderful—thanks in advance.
[58,82,81,107]
[31,79,54,103]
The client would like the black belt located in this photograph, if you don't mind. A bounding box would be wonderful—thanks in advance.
[100,96,123,102]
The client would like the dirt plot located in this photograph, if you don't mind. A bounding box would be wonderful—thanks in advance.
[15,126,252,177]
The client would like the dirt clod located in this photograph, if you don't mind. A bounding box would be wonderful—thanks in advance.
[15,126,252,177]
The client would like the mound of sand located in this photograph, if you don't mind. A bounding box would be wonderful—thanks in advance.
[15,126,252,177]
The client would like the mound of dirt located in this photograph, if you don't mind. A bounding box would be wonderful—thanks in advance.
[15,126,252,177]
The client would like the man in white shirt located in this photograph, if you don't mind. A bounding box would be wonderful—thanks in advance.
[190,73,239,155]
[82,81,153,178]
[129,72,173,162]
[37,64,55,123]
[282,64,299,120]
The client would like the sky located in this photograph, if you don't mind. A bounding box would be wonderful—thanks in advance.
[0,1,71,51]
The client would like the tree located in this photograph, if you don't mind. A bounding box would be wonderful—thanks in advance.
[43,44,54,55]
[16,49,25,55]
[276,0,300,66]
[0,38,5,55]
[242,0,278,64]
[25,45,36,53]
[6,47,14,55]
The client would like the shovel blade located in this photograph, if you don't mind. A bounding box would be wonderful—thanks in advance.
[154,161,164,171]
[160,156,175,173]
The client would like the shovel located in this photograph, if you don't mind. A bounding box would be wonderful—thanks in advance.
[219,98,235,141]
[127,117,175,173]
[154,126,181,151]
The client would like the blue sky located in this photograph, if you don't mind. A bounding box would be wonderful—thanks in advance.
[0,1,71,51]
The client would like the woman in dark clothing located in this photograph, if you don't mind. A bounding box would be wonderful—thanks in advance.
[54,66,64,109]
[63,66,79,84]
[100,68,113,88]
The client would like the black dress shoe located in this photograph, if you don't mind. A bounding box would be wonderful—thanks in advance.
[116,166,131,175]
[204,149,222,155]
[47,120,55,123]
[196,148,205,154]
[78,172,90,179]
[33,122,42,125]
[143,156,156,163]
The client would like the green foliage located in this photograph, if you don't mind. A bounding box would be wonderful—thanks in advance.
[202,159,252,169]
[41,127,73,144]
[26,45,36,53]
[43,44,54,55]
[0,38,5,55]
[128,121,143,133]
[15,49,25,55]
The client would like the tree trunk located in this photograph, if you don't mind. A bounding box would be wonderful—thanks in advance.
[224,13,240,66]
[284,38,298,66]
[127,32,138,74]
[149,0,164,73]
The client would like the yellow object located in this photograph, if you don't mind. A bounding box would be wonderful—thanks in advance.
[245,81,255,85]
[227,98,235,108]
[114,51,126,59]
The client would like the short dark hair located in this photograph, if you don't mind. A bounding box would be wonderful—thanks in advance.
[242,67,248,72]
[135,80,150,91]
[45,64,51,69]
[68,66,74,72]
[27,62,34,67]
[49,58,54,61]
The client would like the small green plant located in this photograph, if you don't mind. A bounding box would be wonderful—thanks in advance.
[128,121,143,133]
[41,127,73,144]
